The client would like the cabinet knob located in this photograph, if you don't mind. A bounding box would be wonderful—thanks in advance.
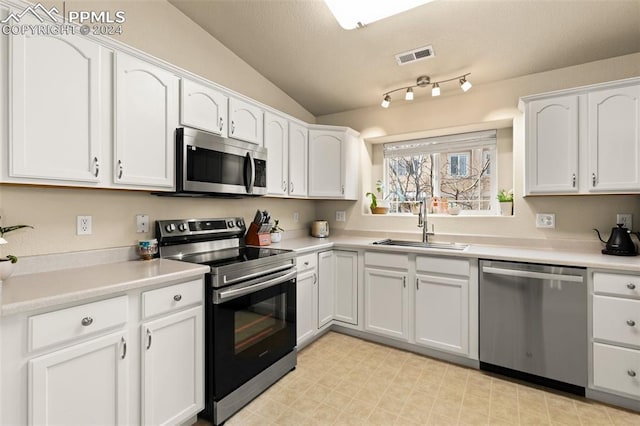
[304,261,309,266]
[627,319,636,327]
[628,370,637,377]
[173,294,182,302]
[627,283,637,290]
[81,316,93,326]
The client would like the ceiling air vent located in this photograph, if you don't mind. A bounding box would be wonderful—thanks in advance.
[395,45,435,66]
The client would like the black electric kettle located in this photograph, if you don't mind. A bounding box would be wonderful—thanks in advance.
[593,224,640,256]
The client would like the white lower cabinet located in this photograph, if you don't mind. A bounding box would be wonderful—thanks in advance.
[29,331,129,426]
[318,250,335,328]
[296,253,318,347]
[141,306,203,426]
[591,271,640,401]
[333,250,358,325]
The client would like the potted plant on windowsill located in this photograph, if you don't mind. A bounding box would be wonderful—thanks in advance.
[270,219,284,243]
[497,189,514,216]
[0,221,34,280]
[366,180,390,214]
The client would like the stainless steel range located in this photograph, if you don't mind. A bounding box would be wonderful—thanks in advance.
[156,217,297,425]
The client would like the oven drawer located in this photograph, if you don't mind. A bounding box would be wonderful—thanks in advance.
[142,279,203,319]
[28,296,128,352]
[297,253,317,273]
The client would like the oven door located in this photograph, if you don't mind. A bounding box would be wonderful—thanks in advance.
[207,269,296,400]
[176,127,267,196]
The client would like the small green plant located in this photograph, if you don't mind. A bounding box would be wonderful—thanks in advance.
[497,189,514,202]
[366,179,387,210]
[0,220,34,263]
[270,219,284,233]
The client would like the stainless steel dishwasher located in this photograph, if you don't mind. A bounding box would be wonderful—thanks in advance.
[479,260,587,395]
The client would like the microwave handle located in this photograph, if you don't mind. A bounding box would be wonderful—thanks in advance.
[244,151,255,193]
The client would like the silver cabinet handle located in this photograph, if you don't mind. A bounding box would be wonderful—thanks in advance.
[416,278,419,290]
[231,120,235,134]
[628,283,637,290]
[173,294,182,302]
[81,316,93,326]
[571,173,576,187]
[219,117,224,132]
[121,337,127,359]
[290,182,294,193]
[118,160,124,179]
[628,370,637,377]
[592,173,597,187]
[146,329,152,350]
[313,273,317,285]
[94,157,100,178]
[282,181,286,192]
[341,185,345,195]
[403,276,406,288]
[627,320,636,327]
[303,261,309,266]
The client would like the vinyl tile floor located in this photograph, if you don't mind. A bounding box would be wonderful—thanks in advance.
[198,332,640,425]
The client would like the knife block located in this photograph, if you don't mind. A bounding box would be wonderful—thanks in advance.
[245,222,272,246]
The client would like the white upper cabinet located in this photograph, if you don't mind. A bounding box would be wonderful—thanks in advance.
[264,112,289,196]
[114,52,178,189]
[180,79,228,136]
[522,78,640,195]
[288,122,308,197]
[525,96,579,194]
[308,126,360,199]
[588,85,640,192]
[228,97,264,145]
[9,29,103,183]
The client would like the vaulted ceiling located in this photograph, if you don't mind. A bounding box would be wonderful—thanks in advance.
[169,0,640,117]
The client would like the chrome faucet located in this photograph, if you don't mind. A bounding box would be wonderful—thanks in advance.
[417,201,434,243]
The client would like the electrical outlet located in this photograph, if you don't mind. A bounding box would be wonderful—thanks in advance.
[336,211,346,222]
[77,215,92,235]
[136,214,149,233]
[616,213,632,230]
[535,213,555,229]
[293,212,299,223]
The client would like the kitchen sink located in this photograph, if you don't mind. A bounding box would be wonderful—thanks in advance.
[372,239,469,251]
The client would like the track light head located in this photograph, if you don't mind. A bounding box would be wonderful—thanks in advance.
[431,83,440,97]
[460,77,472,92]
[381,94,391,108]
[405,87,414,101]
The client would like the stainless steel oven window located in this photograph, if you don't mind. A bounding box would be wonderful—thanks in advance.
[234,292,287,354]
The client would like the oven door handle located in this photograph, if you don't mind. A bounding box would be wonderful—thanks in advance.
[216,269,297,302]
[223,263,293,285]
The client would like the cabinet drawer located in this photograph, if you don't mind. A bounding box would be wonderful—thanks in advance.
[593,342,640,398]
[365,252,409,269]
[297,253,317,273]
[142,279,203,319]
[416,256,469,276]
[593,272,640,298]
[28,296,128,352]
[593,295,640,347]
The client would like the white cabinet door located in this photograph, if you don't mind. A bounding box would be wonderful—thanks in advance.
[288,122,308,197]
[317,250,335,328]
[526,96,579,194]
[334,250,358,325]
[264,112,289,196]
[588,85,640,192]
[114,52,178,188]
[415,274,469,355]
[229,97,264,145]
[29,331,129,426]
[10,29,103,183]
[296,269,317,346]
[364,267,408,340]
[308,129,344,197]
[180,79,228,136]
[141,306,203,426]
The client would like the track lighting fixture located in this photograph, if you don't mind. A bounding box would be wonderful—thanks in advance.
[380,73,471,108]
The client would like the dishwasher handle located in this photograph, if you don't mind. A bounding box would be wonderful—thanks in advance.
[482,265,584,283]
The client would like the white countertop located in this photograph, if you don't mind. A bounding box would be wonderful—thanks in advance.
[1,259,209,316]
[271,235,640,272]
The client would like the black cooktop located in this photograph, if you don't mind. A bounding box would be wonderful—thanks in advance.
[173,246,293,269]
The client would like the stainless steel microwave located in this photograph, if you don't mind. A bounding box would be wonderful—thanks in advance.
[175,127,267,196]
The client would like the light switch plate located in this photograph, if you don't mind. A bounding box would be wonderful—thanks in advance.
[535,213,555,229]
[336,211,346,222]
[136,214,149,233]
[293,212,299,223]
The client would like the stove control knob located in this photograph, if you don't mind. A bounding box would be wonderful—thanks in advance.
[227,220,234,228]
[236,219,243,228]
[178,223,188,232]
[165,224,176,233]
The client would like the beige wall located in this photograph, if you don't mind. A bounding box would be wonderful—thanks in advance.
[315,53,640,246]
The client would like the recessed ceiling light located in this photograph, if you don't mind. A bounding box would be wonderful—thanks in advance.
[324,0,434,30]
